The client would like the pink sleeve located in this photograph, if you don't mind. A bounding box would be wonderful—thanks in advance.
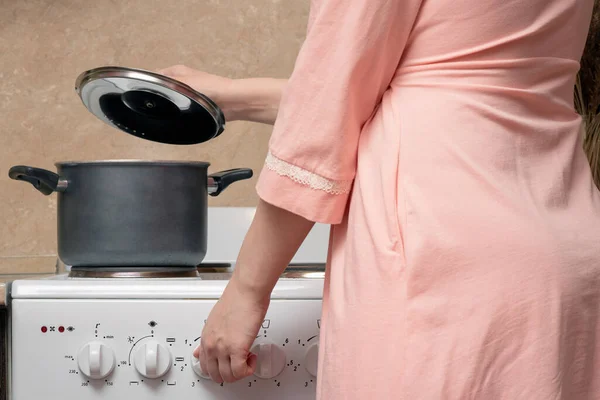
[256,0,423,224]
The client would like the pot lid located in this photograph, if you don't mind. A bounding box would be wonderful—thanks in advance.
[75,66,225,145]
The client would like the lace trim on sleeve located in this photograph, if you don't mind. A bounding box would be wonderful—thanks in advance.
[264,151,352,195]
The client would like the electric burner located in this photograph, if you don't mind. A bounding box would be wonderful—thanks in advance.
[68,266,201,279]
[66,263,326,279]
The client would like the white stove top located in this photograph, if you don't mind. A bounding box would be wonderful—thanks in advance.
[10,270,326,300]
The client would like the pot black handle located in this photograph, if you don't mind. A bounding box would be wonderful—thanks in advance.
[8,165,67,196]
[208,168,253,197]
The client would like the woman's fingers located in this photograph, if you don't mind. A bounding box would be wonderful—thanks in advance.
[200,338,223,383]
[196,346,209,377]
[218,355,236,383]
[231,352,256,380]
[197,344,246,383]
[206,356,223,383]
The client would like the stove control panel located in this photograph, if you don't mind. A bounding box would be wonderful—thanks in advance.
[11,299,322,400]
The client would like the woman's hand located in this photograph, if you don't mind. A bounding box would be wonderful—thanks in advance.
[195,279,268,383]
[158,65,237,121]
[158,64,286,125]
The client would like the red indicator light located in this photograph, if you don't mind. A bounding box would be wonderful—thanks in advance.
[41,326,48,333]
[58,326,65,333]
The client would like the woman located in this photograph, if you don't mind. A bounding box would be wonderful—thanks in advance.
[161,0,600,397]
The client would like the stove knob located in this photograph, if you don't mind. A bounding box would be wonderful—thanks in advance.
[190,353,211,380]
[250,341,286,379]
[304,341,319,377]
[77,341,116,380]
[133,340,172,379]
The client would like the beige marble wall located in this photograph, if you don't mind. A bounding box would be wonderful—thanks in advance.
[0,0,309,266]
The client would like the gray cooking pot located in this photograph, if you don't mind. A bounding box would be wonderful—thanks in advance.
[8,161,252,268]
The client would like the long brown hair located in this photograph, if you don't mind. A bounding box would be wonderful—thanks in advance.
[575,0,600,187]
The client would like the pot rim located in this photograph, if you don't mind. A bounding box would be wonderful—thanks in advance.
[54,159,211,167]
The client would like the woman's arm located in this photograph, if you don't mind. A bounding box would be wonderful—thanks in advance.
[227,78,287,125]
[193,199,314,383]
[158,65,286,125]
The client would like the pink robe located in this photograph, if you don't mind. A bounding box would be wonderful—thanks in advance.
[257,0,600,398]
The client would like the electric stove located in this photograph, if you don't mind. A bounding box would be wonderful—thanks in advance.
[7,207,330,400]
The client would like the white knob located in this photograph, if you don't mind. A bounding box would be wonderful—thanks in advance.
[304,341,319,377]
[133,340,172,379]
[250,341,286,379]
[77,341,116,380]
[190,352,210,379]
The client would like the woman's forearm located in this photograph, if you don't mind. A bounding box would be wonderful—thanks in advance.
[223,79,304,298]
[226,78,287,125]
[229,199,315,302]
